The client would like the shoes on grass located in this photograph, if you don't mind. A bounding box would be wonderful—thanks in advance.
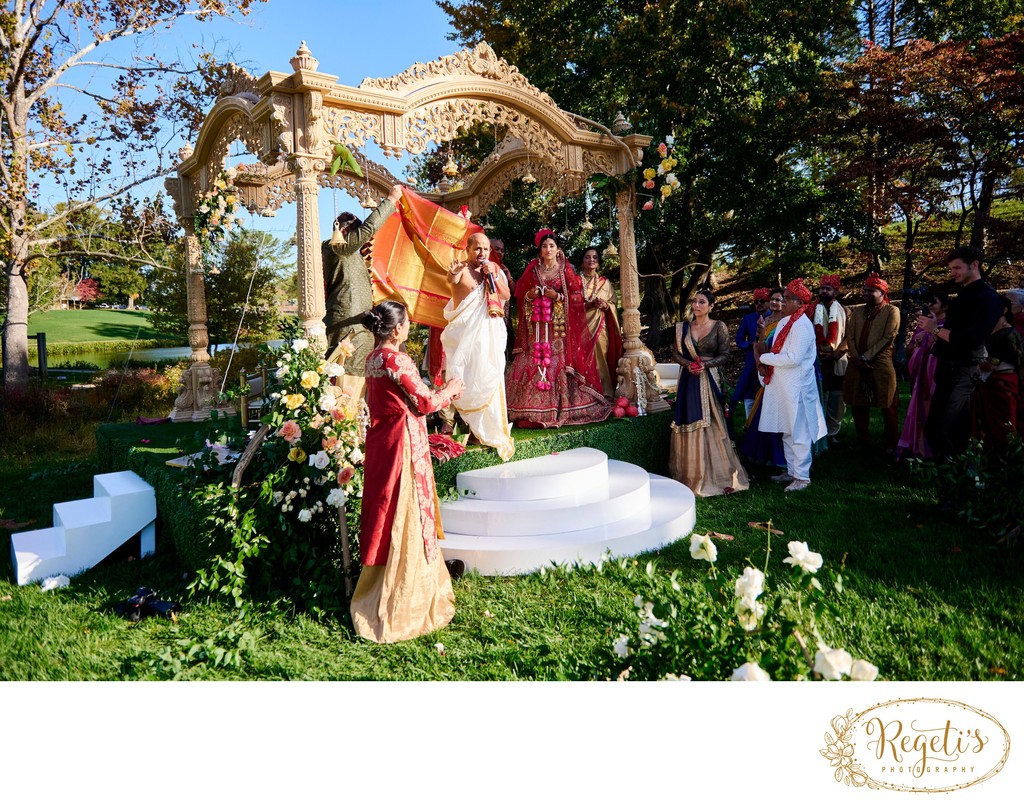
[784,479,811,493]
[445,559,466,579]
[771,472,794,484]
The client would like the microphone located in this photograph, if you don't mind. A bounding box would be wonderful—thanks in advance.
[482,260,497,294]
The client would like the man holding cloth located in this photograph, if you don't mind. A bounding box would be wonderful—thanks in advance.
[755,278,827,492]
[441,232,516,461]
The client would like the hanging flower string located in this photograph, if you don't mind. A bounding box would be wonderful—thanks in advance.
[530,292,554,391]
[640,135,680,211]
[193,167,243,264]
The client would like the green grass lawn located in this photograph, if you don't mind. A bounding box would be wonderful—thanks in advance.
[1,387,1021,681]
[27,308,175,344]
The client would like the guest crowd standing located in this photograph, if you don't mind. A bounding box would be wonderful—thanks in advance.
[669,289,750,497]
[843,273,900,454]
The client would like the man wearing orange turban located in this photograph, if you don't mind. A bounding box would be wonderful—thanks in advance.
[754,278,827,492]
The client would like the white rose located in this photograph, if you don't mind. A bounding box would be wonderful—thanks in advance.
[814,646,854,680]
[613,634,630,659]
[326,488,347,507]
[275,366,288,379]
[324,361,345,377]
[272,491,284,504]
[731,662,771,681]
[783,541,824,574]
[662,673,691,681]
[349,447,364,464]
[307,451,331,470]
[291,338,309,351]
[735,599,765,632]
[319,393,338,412]
[689,533,717,563]
[734,567,765,603]
[850,659,879,681]
[665,134,675,146]
[297,509,312,523]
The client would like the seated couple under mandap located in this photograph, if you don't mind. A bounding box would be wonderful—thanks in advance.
[505,229,613,428]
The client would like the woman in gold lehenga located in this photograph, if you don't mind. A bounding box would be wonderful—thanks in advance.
[580,247,623,398]
[350,301,465,643]
[669,289,750,497]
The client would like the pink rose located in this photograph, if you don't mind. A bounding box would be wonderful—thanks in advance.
[322,436,338,451]
[337,465,355,485]
[277,420,302,445]
[657,142,668,157]
[642,200,654,211]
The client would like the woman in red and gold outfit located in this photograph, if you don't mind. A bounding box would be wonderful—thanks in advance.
[580,247,623,398]
[505,230,612,428]
[350,301,464,643]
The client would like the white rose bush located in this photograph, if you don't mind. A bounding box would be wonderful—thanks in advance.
[187,324,365,618]
[605,524,878,681]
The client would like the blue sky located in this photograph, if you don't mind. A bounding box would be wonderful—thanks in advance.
[169,0,462,243]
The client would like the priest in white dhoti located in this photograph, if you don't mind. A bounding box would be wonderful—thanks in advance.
[755,278,827,492]
[441,233,516,461]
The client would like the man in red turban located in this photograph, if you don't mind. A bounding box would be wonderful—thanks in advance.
[753,278,826,492]
[815,274,848,443]
[843,273,900,453]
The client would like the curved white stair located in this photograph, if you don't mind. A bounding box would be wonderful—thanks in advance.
[439,448,695,576]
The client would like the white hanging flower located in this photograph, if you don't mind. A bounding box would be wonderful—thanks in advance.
[326,488,347,507]
[291,338,309,351]
[297,508,312,523]
[734,567,765,604]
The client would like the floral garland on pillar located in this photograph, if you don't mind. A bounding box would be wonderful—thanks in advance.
[193,167,243,271]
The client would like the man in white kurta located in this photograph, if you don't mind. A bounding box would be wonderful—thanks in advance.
[757,279,827,492]
[441,233,516,461]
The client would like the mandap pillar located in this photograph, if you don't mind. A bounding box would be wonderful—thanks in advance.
[292,157,328,352]
[169,224,228,422]
[615,184,669,413]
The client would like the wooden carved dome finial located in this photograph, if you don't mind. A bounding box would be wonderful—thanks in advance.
[290,41,319,72]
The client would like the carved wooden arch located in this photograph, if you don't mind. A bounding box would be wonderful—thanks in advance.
[166,41,660,424]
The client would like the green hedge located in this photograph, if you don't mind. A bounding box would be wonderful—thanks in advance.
[97,410,675,572]
[32,338,183,357]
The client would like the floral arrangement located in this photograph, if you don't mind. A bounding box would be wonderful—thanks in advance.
[528,295,564,391]
[186,325,366,617]
[606,524,877,681]
[263,336,365,523]
[640,135,680,211]
[194,167,243,252]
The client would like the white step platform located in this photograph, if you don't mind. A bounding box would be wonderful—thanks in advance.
[10,471,156,586]
[439,448,695,576]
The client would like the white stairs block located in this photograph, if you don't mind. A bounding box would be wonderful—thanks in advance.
[439,448,696,576]
[10,471,156,586]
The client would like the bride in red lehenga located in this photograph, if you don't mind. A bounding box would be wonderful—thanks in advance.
[350,301,465,643]
[505,230,612,428]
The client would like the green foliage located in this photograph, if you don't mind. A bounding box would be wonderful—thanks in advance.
[148,229,291,350]
[591,530,864,681]
[910,435,1024,543]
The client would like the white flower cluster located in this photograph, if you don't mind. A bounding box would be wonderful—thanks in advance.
[195,167,242,243]
[814,646,879,681]
[734,566,766,632]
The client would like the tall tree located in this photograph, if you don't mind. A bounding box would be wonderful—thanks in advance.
[1,0,260,390]
[438,0,861,309]
[148,229,291,351]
